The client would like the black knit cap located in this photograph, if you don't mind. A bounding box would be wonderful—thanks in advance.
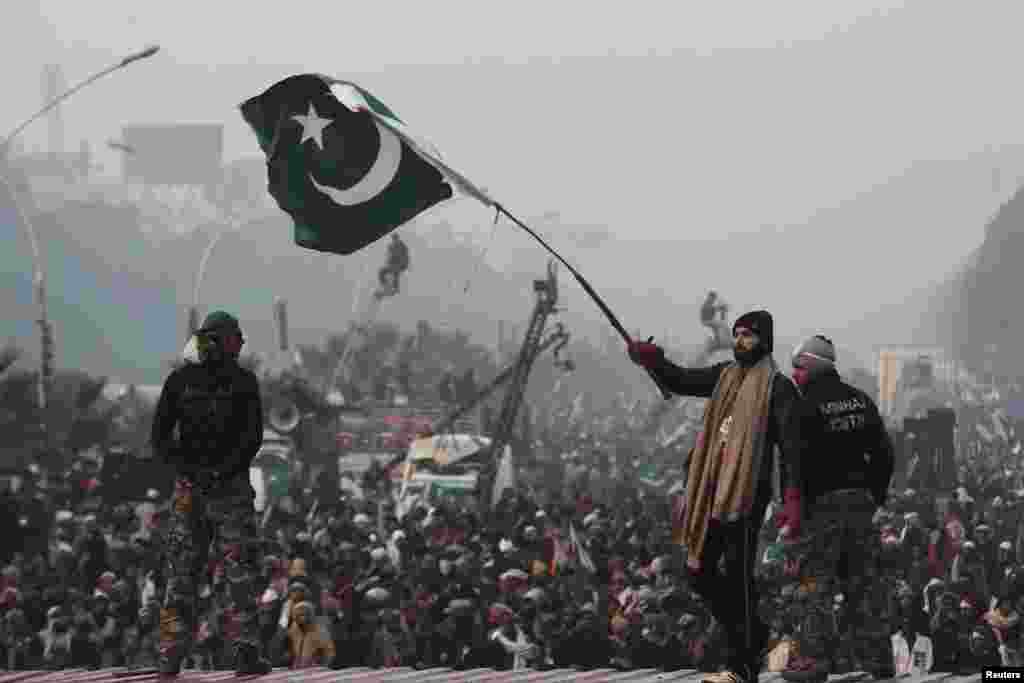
[196,310,241,336]
[732,310,774,353]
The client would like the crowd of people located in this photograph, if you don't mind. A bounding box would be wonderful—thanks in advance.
[0,310,1019,678]
[1,440,1017,676]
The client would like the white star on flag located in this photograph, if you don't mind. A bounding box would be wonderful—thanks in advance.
[292,103,333,150]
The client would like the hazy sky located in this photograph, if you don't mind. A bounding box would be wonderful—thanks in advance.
[6,0,1024,362]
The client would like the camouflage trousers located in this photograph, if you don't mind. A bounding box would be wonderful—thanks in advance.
[782,488,893,672]
[159,472,264,673]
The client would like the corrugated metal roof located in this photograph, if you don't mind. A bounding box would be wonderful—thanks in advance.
[0,668,984,683]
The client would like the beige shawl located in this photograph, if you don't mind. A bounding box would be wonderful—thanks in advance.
[674,355,778,570]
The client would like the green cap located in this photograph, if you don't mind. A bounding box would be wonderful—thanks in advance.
[196,310,241,335]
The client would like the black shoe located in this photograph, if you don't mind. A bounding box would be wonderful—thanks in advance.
[158,645,184,677]
[233,642,272,676]
[751,622,772,670]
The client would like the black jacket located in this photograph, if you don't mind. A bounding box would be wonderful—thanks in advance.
[150,360,263,479]
[784,369,894,506]
[649,358,801,493]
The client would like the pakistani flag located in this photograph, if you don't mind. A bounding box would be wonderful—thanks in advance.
[240,74,455,255]
[263,459,291,499]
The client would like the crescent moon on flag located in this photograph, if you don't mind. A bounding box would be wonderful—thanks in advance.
[308,118,402,206]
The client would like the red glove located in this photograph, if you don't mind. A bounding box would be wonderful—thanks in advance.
[776,488,802,540]
[627,339,664,369]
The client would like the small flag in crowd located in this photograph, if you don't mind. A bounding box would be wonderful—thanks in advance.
[240,74,454,255]
[264,460,291,499]
[491,445,516,508]
[637,463,665,488]
[569,523,596,574]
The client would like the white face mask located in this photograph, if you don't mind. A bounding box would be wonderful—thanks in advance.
[182,335,202,364]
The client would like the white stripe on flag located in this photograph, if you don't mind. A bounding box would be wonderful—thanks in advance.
[359,106,495,208]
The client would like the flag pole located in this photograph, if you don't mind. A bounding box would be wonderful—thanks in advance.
[363,107,673,397]
[492,204,671,399]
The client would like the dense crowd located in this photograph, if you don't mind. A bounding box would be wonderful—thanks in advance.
[0,422,1019,676]
[0,325,1021,676]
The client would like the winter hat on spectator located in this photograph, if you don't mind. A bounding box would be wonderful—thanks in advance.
[678,612,700,628]
[924,578,944,596]
[320,592,341,612]
[498,569,529,594]
[0,587,18,610]
[488,603,516,626]
[650,555,670,575]
[444,598,475,615]
[258,588,280,611]
[96,571,116,594]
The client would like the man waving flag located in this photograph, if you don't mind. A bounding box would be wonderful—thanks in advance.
[240,74,457,255]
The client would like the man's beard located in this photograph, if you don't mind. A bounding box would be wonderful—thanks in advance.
[733,346,761,366]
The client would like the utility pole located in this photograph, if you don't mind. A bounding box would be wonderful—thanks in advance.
[186,305,200,339]
[274,297,289,351]
[38,277,54,414]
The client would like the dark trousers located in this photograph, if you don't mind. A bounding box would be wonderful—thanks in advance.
[159,473,263,673]
[688,489,770,673]
[786,488,893,672]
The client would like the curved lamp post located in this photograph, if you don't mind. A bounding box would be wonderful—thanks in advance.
[0,45,160,409]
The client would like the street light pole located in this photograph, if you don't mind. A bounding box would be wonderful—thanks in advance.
[0,45,160,412]
[1,46,160,151]
[192,209,246,323]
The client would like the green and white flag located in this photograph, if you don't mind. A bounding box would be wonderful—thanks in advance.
[240,74,493,256]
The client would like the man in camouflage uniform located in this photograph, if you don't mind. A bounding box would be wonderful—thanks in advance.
[778,336,895,682]
[150,311,270,676]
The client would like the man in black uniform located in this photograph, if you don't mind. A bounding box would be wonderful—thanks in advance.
[629,310,801,683]
[779,335,895,682]
[150,311,271,676]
